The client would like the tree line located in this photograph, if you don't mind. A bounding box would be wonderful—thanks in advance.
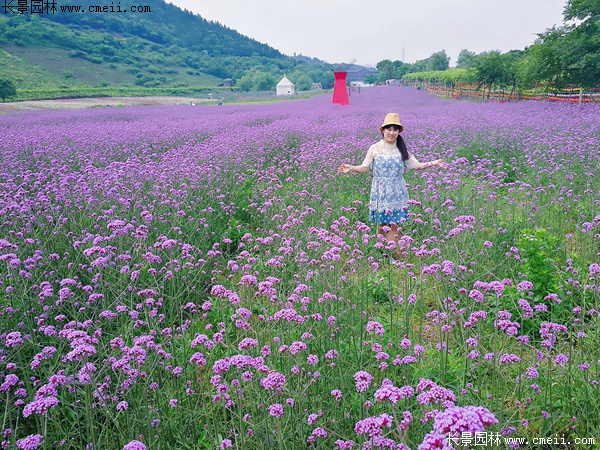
[374,0,599,96]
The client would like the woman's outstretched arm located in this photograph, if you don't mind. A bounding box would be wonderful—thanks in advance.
[408,155,448,170]
[338,163,369,174]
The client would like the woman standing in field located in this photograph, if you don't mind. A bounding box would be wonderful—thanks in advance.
[338,112,447,257]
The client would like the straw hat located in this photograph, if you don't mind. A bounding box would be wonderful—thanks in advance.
[379,113,403,132]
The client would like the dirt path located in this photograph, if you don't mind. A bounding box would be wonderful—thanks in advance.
[0,96,215,113]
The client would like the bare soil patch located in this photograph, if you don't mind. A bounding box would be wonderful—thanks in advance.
[0,96,214,113]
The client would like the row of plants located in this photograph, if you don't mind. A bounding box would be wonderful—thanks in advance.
[401,73,600,103]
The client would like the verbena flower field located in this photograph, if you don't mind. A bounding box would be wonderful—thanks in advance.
[0,86,599,450]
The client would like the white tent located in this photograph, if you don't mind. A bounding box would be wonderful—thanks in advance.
[276,75,296,96]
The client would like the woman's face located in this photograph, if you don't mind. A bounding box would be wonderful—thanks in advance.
[383,125,400,144]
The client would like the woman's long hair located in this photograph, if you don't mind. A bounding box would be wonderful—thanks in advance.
[396,135,409,161]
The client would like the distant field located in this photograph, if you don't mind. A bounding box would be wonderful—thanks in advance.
[0,90,329,112]
[0,95,213,112]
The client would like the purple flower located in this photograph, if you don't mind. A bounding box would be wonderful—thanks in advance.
[5,331,24,348]
[260,371,286,391]
[335,440,355,449]
[190,352,207,366]
[325,349,339,360]
[525,367,539,378]
[517,280,534,292]
[22,396,59,417]
[312,427,328,437]
[414,344,426,356]
[353,371,374,393]
[418,432,451,450]
[468,289,484,302]
[366,321,385,336]
[15,434,43,450]
[288,341,307,354]
[268,403,284,418]
[466,350,480,360]
[331,389,343,401]
[116,401,128,411]
[355,413,394,438]
[416,379,456,407]
[554,354,569,366]
[238,337,259,351]
[122,440,146,450]
[0,374,19,393]
[499,353,521,365]
[432,405,498,435]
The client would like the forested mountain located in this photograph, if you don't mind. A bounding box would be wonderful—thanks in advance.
[32,0,283,59]
[0,0,336,96]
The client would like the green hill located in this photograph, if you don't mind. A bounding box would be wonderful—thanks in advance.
[0,0,335,100]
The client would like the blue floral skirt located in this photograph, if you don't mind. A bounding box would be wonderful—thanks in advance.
[369,207,410,225]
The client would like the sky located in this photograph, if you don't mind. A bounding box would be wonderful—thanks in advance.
[165,0,568,67]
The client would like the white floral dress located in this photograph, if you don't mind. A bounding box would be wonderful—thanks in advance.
[361,140,419,224]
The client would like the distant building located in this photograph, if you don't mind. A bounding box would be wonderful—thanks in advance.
[311,82,323,91]
[346,67,378,83]
[276,75,296,96]
[220,78,233,87]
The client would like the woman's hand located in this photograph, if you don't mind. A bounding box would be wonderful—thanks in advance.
[338,164,352,174]
[418,159,448,170]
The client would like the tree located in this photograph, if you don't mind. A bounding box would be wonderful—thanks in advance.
[521,27,566,87]
[236,73,254,92]
[253,71,276,91]
[561,21,600,89]
[500,50,524,96]
[364,74,378,85]
[376,59,397,82]
[293,74,313,91]
[0,79,17,102]
[426,50,450,71]
[317,71,335,89]
[560,0,600,90]
[474,51,506,97]
[564,0,600,22]
[523,0,600,91]
[456,49,477,68]
[394,61,411,79]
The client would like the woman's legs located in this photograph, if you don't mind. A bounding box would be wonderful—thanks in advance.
[373,210,410,260]
[387,224,405,259]
[385,223,400,243]
[378,223,404,259]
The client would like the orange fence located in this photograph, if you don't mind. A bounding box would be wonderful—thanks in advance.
[403,81,600,103]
